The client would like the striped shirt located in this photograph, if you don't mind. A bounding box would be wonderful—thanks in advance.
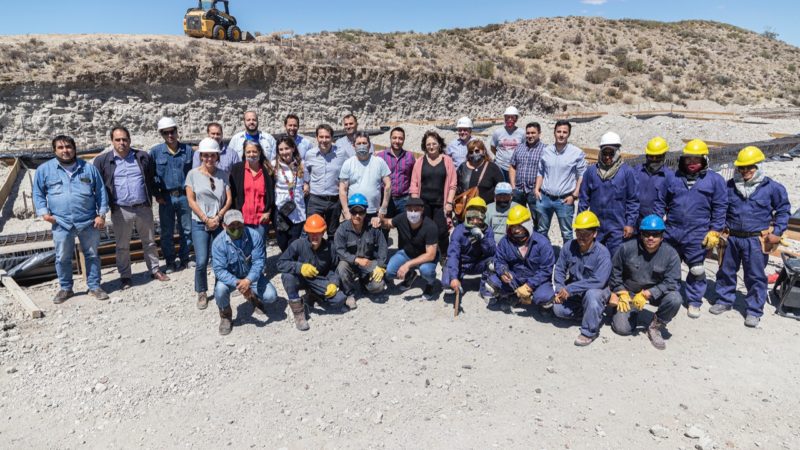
[509,140,545,192]
[378,148,415,197]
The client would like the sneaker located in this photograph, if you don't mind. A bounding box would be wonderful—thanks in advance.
[574,334,596,347]
[540,298,555,310]
[345,296,357,310]
[744,315,760,328]
[709,303,732,315]
[398,270,418,291]
[197,292,208,310]
[687,305,701,319]
[423,284,438,301]
[52,289,74,304]
[90,288,109,301]
[186,261,197,269]
[120,278,132,290]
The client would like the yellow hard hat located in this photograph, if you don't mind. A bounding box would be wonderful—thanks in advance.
[645,137,669,156]
[465,197,487,211]
[734,146,765,166]
[506,205,532,226]
[683,139,709,156]
[573,211,600,229]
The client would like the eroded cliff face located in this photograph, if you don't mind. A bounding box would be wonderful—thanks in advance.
[0,63,560,151]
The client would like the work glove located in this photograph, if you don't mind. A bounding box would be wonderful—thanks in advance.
[702,231,721,250]
[632,292,647,311]
[470,226,484,240]
[325,283,339,299]
[616,290,632,313]
[300,263,319,279]
[371,267,386,283]
[515,284,533,302]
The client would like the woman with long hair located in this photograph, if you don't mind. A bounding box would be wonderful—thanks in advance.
[228,140,275,240]
[455,140,504,204]
[272,136,306,251]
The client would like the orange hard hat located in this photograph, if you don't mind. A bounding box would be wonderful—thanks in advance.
[303,214,327,234]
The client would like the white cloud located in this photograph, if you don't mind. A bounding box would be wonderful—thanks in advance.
[581,0,608,5]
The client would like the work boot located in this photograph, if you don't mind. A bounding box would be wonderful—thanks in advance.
[687,305,701,319]
[709,303,732,315]
[646,316,667,350]
[90,288,109,301]
[345,296,357,310]
[243,290,266,316]
[423,283,438,301]
[574,334,596,347]
[197,292,208,310]
[289,301,309,331]
[744,315,760,328]
[53,289,74,304]
[218,307,233,335]
[398,270,418,291]
[120,278,132,290]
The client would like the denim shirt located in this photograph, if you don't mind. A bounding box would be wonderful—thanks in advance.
[211,227,265,286]
[149,142,194,197]
[33,158,109,231]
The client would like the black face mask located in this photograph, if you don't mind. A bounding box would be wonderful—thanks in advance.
[645,157,665,174]
[509,229,529,246]
[496,201,511,210]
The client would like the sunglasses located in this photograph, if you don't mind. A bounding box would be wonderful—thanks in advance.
[349,208,366,216]
[641,231,663,238]
[469,150,483,155]
[160,129,177,136]
[736,165,757,171]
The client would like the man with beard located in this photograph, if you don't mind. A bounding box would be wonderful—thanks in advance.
[712,146,791,328]
[636,137,674,225]
[334,113,370,157]
[283,114,314,159]
[485,182,521,244]
[578,132,639,257]
[655,139,727,319]
[377,127,415,244]
[33,135,109,303]
[509,122,545,218]
[228,110,277,160]
[442,197,496,296]
[191,122,240,173]
[338,132,391,222]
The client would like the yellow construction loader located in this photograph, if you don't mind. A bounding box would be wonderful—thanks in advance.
[183,0,242,41]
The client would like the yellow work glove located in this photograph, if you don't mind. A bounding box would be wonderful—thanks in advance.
[515,284,533,300]
[632,292,648,311]
[702,231,721,250]
[300,263,319,279]
[371,267,386,283]
[325,283,338,298]
[616,291,632,313]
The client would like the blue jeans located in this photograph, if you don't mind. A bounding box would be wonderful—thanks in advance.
[385,250,438,286]
[246,224,266,242]
[512,189,539,226]
[159,195,192,265]
[534,194,574,242]
[53,224,101,291]
[191,220,222,293]
[214,276,277,310]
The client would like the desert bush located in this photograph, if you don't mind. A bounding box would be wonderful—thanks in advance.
[475,61,494,79]
[649,70,664,83]
[572,33,583,45]
[634,37,652,51]
[560,52,570,61]
[585,67,612,84]
[516,44,550,59]
[526,68,546,87]
[624,58,645,73]
[550,71,568,85]
[481,24,502,33]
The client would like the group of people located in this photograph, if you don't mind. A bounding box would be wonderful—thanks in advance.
[32,107,791,346]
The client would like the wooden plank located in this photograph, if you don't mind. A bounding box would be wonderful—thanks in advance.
[769,132,794,139]
[0,158,22,210]
[0,270,44,319]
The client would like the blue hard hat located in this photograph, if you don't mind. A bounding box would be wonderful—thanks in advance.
[639,215,666,232]
[348,193,368,208]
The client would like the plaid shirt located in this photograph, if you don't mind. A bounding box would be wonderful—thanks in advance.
[509,140,545,192]
[378,148,415,197]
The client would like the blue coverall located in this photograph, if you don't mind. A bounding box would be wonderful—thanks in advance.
[552,240,612,338]
[442,224,496,288]
[481,231,555,304]
[656,169,727,307]
[715,177,790,317]
[578,164,639,257]
[635,163,674,223]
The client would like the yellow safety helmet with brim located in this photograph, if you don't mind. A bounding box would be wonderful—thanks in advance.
[682,139,709,156]
[645,136,669,156]
[734,146,765,167]
[506,205,532,226]
[573,211,601,230]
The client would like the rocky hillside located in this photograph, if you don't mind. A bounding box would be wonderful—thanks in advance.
[0,16,798,150]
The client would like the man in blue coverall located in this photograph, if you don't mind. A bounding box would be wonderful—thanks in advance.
[211,210,278,336]
[655,139,727,319]
[578,131,638,257]
[552,211,612,347]
[711,146,791,328]
[442,197,496,295]
[635,137,674,225]
[481,205,555,312]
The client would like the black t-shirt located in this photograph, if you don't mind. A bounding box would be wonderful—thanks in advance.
[420,157,446,206]
[456,161,505,203]
[392,213,439,258]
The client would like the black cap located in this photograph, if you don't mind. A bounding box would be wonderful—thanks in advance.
[405,197,425,208]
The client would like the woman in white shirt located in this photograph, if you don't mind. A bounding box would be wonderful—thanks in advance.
[273,136,307,251]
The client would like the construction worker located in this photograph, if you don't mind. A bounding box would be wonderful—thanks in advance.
[656,139,727,319]
[445,116,478,168]
[211,210,278,335]
[33,135,109,303]
[636,137,674,224]
[552,211,612,346]
[334,194,388,308]
[578,131,639,257]
[712,146,791,327]
[610,215,682,350]
[442,197,496,295]
[490,106,525,181]
[481,205,555,311]
[485,182,521,244]
[228,110,277,160]
[277,214,347,331]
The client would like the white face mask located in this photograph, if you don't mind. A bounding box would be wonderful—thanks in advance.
[407,211,422,224]
[355,144,370,156]
[246,157,259,164]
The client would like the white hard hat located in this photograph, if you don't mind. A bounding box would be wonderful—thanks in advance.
[599,131,622,148]
[157,117,178,131]
[503,106,520,117]
[456,116,473,129]
[197,137,221,153]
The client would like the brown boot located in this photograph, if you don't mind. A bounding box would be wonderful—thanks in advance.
[289,301,309,331]
[647,316,666,350]
[218,307,233,335]
[245,291,267,316]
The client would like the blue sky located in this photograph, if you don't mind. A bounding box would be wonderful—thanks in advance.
[3,0,798,47]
